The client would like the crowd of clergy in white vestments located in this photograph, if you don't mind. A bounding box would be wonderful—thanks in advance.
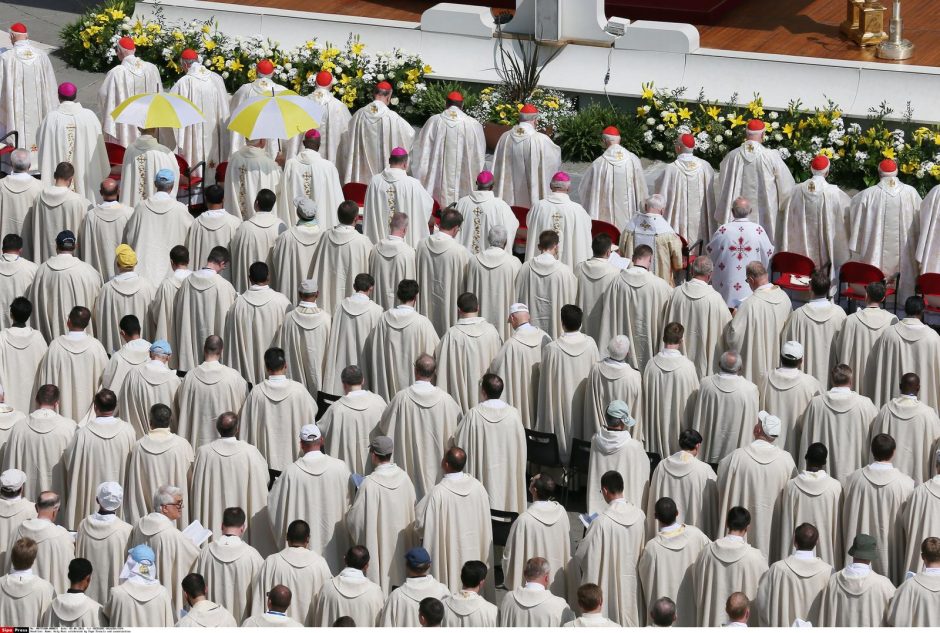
[1,21,940,629]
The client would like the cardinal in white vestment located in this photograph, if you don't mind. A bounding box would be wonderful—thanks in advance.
[37,83,108,202]
[524,171,592,268]
[492,104,561,208]
[707,198,775,307]
[848,159,922,299]
[29,162,90,262]
[362,147,433,248]
[118,133,179,208]
[454,170,518,254]
[337,81,415,184]
[620,194,684,285]
[779,154,850,283]
[276,128,343,227]
[0,149,41,241]
[228,60,290,161]
[98,37,162,148]
[0,23,57,170]
[579,126,647,228]
[410,91,485,207]
[654,133,716,243]
[303,71,350,162]
[171,49,230,184]
[714,119,795,243]
[224,139,282,221]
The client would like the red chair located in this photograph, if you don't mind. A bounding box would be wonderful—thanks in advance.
[837,261,898,313]
[215,161,228,185]
[428,199,443,233]
[917,273,940,314]
[175,154,205,212]
[510,206,529,253]
[342,182,368,208]
[770,251,816,295]
[0,131,17,157]
[678,234,704,281]
[591,219,621,245]
[105,142,125,180]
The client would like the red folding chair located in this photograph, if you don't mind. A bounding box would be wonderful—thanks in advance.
[342,182,368,208]
[678,234,704,281]
[917,273,940,315]
[510,206,529,253]
[105,142,125,180]
[175,154,205,213]
[215,161,228,185]
[837,261,898,313]
[591,219,621,245]
[770,251,816,295]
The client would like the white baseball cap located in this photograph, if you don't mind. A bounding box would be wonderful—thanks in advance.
[96,481,124,511]
[758,410,782,437]
[508,303,529,318]
[300,423,322,442]
[781,340,804,361]
[0,469,26,490]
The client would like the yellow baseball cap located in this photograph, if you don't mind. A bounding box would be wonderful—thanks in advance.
[115,243,137,268]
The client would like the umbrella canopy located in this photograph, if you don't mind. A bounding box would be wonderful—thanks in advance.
[111,92,205,129]
[227,92,324,140]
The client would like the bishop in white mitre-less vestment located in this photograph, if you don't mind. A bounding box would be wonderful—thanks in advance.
[523,172,592,268]
[779,154,850,283]
[848,159,922,300]
[337,81,414,184]
[276,129,343,227]
[714,119,795,243]
[492,105,561,208]
[654,133,716,243]
[228,60,290,160]
[410,92,486,207]
[119,135,179,208]
[37,84,108,202]
[454,170,518,254]
[171,50,230,184]
[579,126,647,228]
[362,148,432,249]
[0,24,57,170]
[98,38,162,148]
[303,71,350,162]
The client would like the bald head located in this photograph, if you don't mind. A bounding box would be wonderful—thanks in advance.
[442,446,467,473]
[203,335,223,360]
[216,412,238,438]
[731,197,751,219]
[267,585,292,612]
[745,261,768,288]
[100,178,120,200]
[414,354,436,382]
[726,592,750,623]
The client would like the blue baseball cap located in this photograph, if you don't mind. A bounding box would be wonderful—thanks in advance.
[129,543,155,564]
[405,547,431,568]
[154,168,175,185]
[55,229,76,248]
[149,339,172,355]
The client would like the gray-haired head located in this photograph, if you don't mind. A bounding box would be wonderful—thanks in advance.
[522,557,551,581]
[152,484,182,511]
[690,255,714,278]
[719,350,743,374]
[644,194,666,214]
[487,225,508,250]
[607,335,631,362]
[731,197,751,219]
[10,149,30,173]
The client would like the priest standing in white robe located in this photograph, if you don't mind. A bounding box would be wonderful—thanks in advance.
[598,244,672,371]
[304,71,350,162]
[30,161,89,262]
[149,246,192,364]
[8,491,74,593]
[173,245,237,372]
[442,561,499,627]
[755,522,832,626]
[467,225,521,339]
[835,281,897,398]
[761,341,821,459]
[492,104,561,208]
[515,229,577,339]
[322,273,384,395]
[0,469,35,564]
[104,542,174,626]
[345,436,417,593]
[454,373,526,513]
[0,149,41,240]
[311,200,373,316]
[337,81,414,184]
[416,208,470,336]
[816,533,896,627]
[848,159,922,299]
[94,245,156,353]
[726,260,792,386]
[692,506,768,627]
[582,335,643,440]
[537,304,600,462]
[176,573,237,628]
[171,49,229,185]
[271,197,323,303]
[37,83,108,201]
[194,506,264,621]
[267,423,353,572]
[225,140,282,222]
[379,547,451,627]
[637,496,711,626]
[239,347,317,475]
[311,545,384,626]
[0,235,35,329]
[119,341,182,439]
[708,197,775,307]
[904,457,940,576]
[865,296,940,409]
[714,119,795,242]
[362,279,440,401]
[647,428,718,538]
[369,211,415,310]
[576,235,619,341]
[184,184,240,285]
[781,271,846,385]
[842,433,916,584]
[276,128,343,227]
[455,170,518,255]
[124,169,192,285]
[524,171,592,267]
[0,298,46,413]
[779,154,850,283]
[655,133,716,242]
[886,536,940,626]
[487,303,551,429]
[499,556,575,626]
[415,447,493,596]
[578,126,647,228]
[692,351,761,465]
[80,179,133,279]
[229,189,285,293]
[435,293,501,413]
[586,401,649,515]
[362,147,432,248]
[75,482,133,604]
[0,537,55,626]
[642,323,699,459]
[410,91,485,207]
[716,413,797,561]
[223,262,291,385]
[665,256,730,377]
[869,372,940,483]
[317,366,385,474]
[98,37,161,147]
[917,180,940,274]
[0,23,57,170]
[277,280,331,399]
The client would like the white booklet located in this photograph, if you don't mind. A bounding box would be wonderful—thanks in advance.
[182,520,212,547]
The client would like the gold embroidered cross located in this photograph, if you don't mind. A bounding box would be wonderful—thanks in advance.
[614,151,624,160]
[808,182,815,193]
[370,104,379,113]
[640,219,654,231]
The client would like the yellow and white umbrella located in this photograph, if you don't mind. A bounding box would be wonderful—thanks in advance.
[111,92,205,129]
[227,92,324,140]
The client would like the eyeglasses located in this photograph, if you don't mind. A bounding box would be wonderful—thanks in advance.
[165,501,184,509]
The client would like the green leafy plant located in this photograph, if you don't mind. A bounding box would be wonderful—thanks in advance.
[554,104,642,162]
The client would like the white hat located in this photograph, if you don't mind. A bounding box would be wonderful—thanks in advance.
[300,423,322,442]
[508,303,529,318]
[781,340,804,361]
[758,410,782,437]
[96,481,124,511]
[0,468,26,490]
